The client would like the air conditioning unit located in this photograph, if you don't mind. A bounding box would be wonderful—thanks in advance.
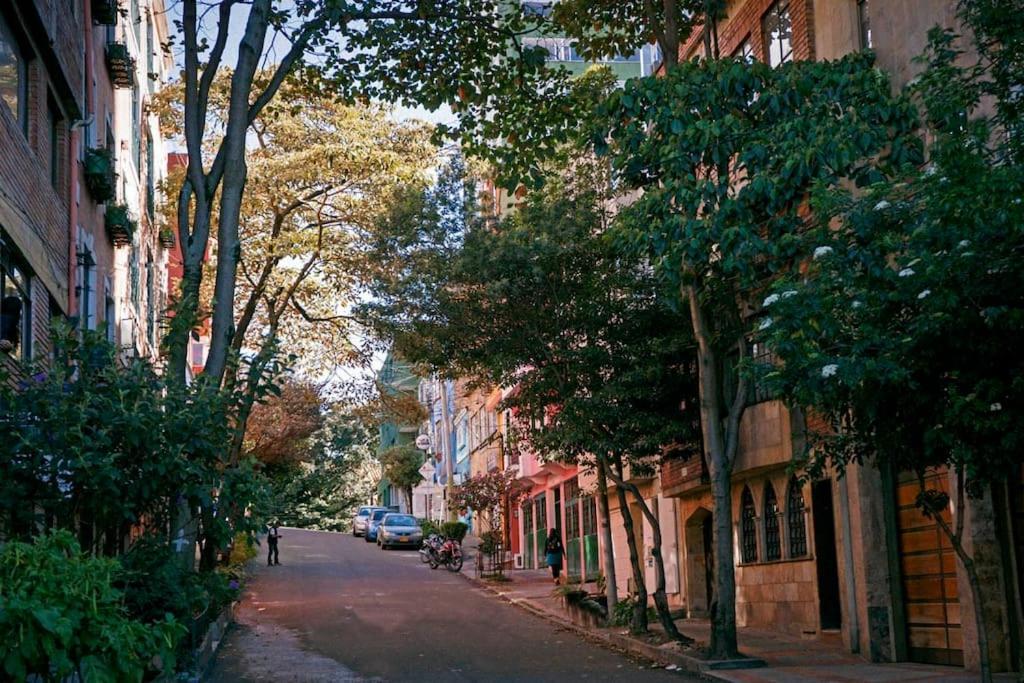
[513,553,524,569]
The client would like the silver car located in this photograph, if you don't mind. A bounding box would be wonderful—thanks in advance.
[377,513,423,550]
[352,505,386,537]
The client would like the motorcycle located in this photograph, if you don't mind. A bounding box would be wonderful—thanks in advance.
[419,533,443,564]
[427,536,463,572]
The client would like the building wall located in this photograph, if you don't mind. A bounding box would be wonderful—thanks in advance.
[0,1,82,375]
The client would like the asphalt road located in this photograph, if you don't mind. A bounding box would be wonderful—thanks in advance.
[207,528,695,683]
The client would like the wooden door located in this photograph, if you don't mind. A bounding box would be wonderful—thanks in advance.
[895,469,963,666]
[582,496,599,578]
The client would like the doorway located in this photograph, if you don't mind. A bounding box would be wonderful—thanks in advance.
[683,507,714,616]
[812,480,842,630]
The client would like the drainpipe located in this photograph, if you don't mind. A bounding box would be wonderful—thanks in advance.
[440,378,455,522]
[837,473,860,654]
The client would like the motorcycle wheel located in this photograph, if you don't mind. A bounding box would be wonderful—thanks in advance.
[419,549,431,563]
[446,551,463,572]
[428,554,439,570]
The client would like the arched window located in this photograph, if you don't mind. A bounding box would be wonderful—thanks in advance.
[740,486,758,563]
[764,484,781,561]
[787,477,808,558]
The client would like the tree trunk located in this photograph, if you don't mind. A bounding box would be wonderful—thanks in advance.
[612,457,648,633]
[924,473,992,683]
[596,454,619,613]
[605,457,692,643]
[685,282,744,659]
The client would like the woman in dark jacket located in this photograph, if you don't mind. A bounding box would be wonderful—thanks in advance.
[544,528,564,585]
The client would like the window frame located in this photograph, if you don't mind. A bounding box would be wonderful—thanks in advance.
[764,483,782,561]
[1,237,33,361]
[0,10,29,134]
[761,0,794,68]
[740,486,758,563]
[787,477,808,558]
[857,0,872,50]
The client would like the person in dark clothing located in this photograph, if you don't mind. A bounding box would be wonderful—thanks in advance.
[544,528,564,585]
[267,521,281,566]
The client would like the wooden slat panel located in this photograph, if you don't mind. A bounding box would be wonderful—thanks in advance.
[895,468,962,666]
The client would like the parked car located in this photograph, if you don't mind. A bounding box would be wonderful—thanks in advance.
[364,508,391,543]
[352,506,386,537]
[377,514,423,550]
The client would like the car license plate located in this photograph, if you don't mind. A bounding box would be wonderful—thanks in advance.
[400,537,409,542]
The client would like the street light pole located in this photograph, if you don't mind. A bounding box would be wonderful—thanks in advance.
[439,377,456,522]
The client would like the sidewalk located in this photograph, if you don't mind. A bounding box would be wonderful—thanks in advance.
[463,569,1015,682]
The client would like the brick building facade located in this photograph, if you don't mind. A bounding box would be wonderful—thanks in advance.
[1,0,172,377]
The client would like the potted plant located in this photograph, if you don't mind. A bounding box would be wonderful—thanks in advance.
[158,226,176,249]
[91,0,118,25]
[83,147,115,202]
[105,204,135,246]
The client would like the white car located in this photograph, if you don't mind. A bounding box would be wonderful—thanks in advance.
[352,506,387,537]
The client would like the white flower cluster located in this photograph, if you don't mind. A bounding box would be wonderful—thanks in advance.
[813,246,833,260]
[759,317,774,331]
[821,364,839,378]
[990,403,1003,412]
[898,268,915,277]
[873,200,891,211]
[917,289,931,299]
[762,293,780,307]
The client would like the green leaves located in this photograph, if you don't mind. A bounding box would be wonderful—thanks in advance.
[0,532,185,682]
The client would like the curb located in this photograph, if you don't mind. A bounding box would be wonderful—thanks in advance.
[460,573,765,680]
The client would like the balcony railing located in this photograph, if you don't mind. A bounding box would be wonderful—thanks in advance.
[105,204,136,246]
[105,42,135,88]
[83,147,116,202]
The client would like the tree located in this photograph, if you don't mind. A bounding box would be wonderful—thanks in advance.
[265,413,381,531]
[361,154,700,639]
[449,469,530,536]
[761,15,1024,681]
[596,52,921,657]
[379,444,424,513]
[244,378,325,467]
[165,0,579,387]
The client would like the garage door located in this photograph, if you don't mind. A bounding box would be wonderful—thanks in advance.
[895,469,963,666]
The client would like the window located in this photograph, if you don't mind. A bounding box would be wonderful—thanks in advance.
[48,95,63,189]
[76,244,96,330]
[740,486,758,563]
[749,340,777,404]
[0,12,28,132]
[146,134,154,220]
[761,1,793,67]
[734,37,756,62]
[764,484,781,560]
[521,1,552,18]
[1,238,31,360]
[145,253,155,346]
[104,283,115,343]
[787,477,808,557]
[131,85,141,170]
[857,0,872,49]
[582,496,596,536]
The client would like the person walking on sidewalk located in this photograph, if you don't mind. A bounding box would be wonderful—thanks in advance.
[544,528,564,585]
[267,521,281,566]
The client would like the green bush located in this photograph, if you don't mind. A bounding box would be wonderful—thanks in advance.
[610,595,638,627]
[440,521,469,542]
[479,530,502,554]
[0,532,184,682]
[419,519,441,537]
[228,532,258,566]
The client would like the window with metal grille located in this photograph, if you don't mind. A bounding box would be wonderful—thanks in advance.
[741,487,758,563]
[761,0,793,67]
[787,477,808,557]
[764,483,781,560]
[749,340,778,404]
[582,496,596,536]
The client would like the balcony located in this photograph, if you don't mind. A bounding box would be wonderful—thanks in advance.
[83,148,116,202]
[105,204,136,246]
[661,452,709,497]
[105,42,135,88]
[92,0,118,25]
[158,227,176,250]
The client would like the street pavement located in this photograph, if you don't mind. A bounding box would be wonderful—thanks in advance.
[207,528,697,682]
